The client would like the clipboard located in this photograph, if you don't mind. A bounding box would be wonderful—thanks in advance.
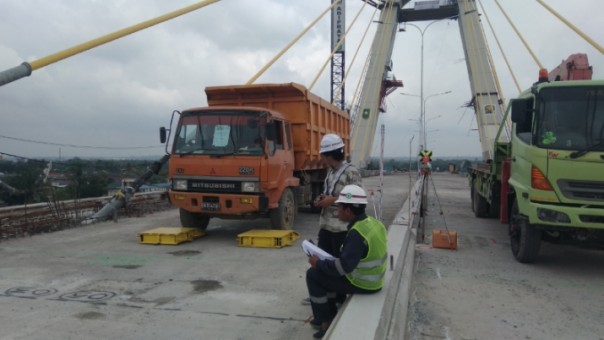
[301,240,335,260]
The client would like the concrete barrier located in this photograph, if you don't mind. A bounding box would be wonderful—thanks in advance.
[326,177,423,339]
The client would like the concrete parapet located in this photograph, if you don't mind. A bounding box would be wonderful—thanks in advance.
[326,177,423,339]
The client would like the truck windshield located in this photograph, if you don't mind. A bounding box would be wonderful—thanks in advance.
[173,111,266,156]
[536,87,604,152]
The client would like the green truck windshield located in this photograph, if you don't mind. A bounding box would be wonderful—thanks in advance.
[537,86,604,152]
[173,111,266,156]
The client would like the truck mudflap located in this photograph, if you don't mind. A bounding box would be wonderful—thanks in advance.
[523,199,604,230]
[169,191,269,215]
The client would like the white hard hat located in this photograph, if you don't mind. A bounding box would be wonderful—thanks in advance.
[335,185,368,205]
[320,133,344,153]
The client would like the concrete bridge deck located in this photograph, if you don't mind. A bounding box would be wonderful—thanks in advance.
[3,172,602,339]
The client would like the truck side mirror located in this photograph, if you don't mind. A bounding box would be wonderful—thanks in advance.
[159,127,167,144]
[511,98,534,135]
[511,98,530,123]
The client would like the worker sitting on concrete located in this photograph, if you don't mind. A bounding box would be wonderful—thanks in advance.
[306,184,388,339]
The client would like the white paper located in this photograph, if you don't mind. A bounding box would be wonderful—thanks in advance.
[302,240,335,260]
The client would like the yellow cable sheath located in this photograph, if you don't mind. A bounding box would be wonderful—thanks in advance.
[309,0,369,91]
[336,4,378,103]
[478,0,521,94]
[493,0,543,69]
[536,0,604,55]
[29,0,221,71]
[246,0,342,85]
[335,5,379,104]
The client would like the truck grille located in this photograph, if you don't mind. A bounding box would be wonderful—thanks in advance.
[188,180,241,193]
[557,180,604,202]
[579,215,604,224]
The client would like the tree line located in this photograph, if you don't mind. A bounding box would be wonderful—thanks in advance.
[0,157,168,206]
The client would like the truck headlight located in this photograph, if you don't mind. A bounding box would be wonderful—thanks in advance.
[537,208,570,223]
[241,182,259,192]
[172,179,188,191]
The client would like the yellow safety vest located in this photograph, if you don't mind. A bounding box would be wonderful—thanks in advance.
[345,216,387,290]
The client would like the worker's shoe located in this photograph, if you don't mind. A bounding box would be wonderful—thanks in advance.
[309,318,321,330]
[313,329,326,339]
[300,297,311,305]
[313,322,330,339]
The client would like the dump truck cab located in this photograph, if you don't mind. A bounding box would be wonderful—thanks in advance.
[167,106,298,230]
[161,83,349,231]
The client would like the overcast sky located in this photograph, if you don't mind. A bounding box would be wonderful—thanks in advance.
[1,0,602,161]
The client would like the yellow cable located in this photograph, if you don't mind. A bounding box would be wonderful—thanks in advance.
[29,0,221,71]
[493,0,543,69]
[309,0,369,91]
[536,0,604,55]
[478,0,521,94]
[335,3,379,103]
[246,0,342,85]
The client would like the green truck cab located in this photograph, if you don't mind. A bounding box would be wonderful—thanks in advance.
[471,80,604,263]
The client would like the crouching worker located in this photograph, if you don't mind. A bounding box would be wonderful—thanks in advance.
[306,185,388,339]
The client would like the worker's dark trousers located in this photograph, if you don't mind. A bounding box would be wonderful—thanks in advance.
[306,267,381,323]
[317,229,348,304]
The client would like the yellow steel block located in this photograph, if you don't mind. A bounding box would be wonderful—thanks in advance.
[139,227,206,245]
[237,229,300,248]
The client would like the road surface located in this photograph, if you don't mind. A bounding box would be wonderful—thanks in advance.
[407,172,604,340]
[0,173,409,340]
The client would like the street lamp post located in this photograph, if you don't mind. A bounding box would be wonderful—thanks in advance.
[401,20,442,150]
[400,91,450,149]
[422,91,451,149]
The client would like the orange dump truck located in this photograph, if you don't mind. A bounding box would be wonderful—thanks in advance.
[159,83,350,230]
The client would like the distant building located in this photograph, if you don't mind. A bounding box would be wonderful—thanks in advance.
[47,172,70,188]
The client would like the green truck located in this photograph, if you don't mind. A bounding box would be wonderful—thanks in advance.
[470,76,604,263]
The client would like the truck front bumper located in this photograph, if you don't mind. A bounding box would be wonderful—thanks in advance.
[526,200,604,230]
[169,191,269,215]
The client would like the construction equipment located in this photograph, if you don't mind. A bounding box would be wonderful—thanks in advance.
[548,53,593,81]
[160,83,349,230]
[469,61,604,263]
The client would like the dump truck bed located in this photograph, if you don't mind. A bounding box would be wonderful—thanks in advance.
[205,83,350,171]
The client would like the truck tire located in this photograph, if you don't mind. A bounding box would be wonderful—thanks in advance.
[270,188,296,230]
[470,186,475,212]
[473,189,489,218]
[180,209,210,231]
[509,201,541,263]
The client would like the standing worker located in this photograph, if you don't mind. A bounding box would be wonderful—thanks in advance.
[314,133,362,257]
[305,185,388,338]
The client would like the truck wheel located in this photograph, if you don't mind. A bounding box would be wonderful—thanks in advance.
[473,189,489,218]
[270,188,296,230]
[470,185,475,212]
[509,201,541,263]
[180,209,210,231]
